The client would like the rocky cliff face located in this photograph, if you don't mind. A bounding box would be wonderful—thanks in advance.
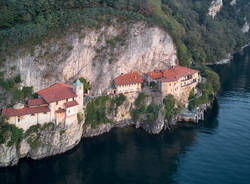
[230,0,236,6]
[3,22,177,96]
[0,21,178,167]
[0,120,83,167]
[82,92,176,138]
[208,0,223,18]
[242,19,249,33]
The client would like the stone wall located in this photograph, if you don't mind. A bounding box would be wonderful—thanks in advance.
[8,112,51,131]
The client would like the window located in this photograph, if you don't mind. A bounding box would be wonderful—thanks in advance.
[66,98,68,102]
[73,97,75,101]
[43,112,47,114]
[31,114,35,116]
[56,101,58,105]
[17,117,20,122]
[68,109,70,114]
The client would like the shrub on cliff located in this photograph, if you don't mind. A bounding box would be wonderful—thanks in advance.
[0,116,23,146]
[24,124,41,137]
[85,96,110,128]
[0,119,23,147]
[0,116,9,144]
[145,102,160,122]
[79,77,91,93]
[131,93,160,123]
[27,135,41,149]
[77,112,84,124]
[131,93,147,122]
[188,89,195,100]
[109,94,126,114]
[7,125,23,147]
[205,69,221,93]
[163,95,181,121]
[134,93,147,107]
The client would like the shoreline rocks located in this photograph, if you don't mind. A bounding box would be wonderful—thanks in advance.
[0,119,84,167]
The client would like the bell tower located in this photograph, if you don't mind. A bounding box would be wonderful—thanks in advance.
[73,79,84,112]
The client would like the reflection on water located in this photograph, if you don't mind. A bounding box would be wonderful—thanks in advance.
[1,126,200,184]
[0,47,250,184]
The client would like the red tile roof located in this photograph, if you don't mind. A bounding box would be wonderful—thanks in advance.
[36,83,77,103]
[55,109,66,113]
[28,98,47,107]
[147,70,163,80]
[64,100,78,108]
[1,106,50,117]
[163,66,198,79]
[114,72,143,86]
[148,66,198,82]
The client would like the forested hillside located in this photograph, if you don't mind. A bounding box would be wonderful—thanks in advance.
[0,0,249,66]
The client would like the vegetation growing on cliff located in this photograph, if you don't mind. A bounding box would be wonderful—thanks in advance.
[85,95,126,128]
[131,93,160,123]
[189,68,220,110]
[0,72,34,106]
[85,96,110,128]
[0,116,23,146]
[145,102,160,122]
[77,112,84,124]
[109,94,126,114]
[0,121,59,149]
[79,77,91,93]
[131,93,147,121]
[0,0,249,66]
[0,0,239,108]
[163,95,181,121]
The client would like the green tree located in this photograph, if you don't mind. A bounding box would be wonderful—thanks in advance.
[163,94,176,121]
[205,69,220,93]
[79,77,91,93]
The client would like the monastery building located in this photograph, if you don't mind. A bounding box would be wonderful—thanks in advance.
[147,66,199,103]
[1,80,84,131]
[114,72,143,94]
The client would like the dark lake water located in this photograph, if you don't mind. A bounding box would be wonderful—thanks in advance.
[1,46,250,184]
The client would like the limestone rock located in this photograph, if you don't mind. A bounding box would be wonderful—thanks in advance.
[0,144,18,167]
[208,0,223,18]
[3,22,177,98]
[230,0,236,6]
[0,21,178,167]
[242,20,249,33]
[29,120,83,160]
[140,110,165,134]
[0,119,83,167]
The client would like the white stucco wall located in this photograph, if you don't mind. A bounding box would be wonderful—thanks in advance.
[66,106,78,117]
[116,83,141,94]
[49,98,75,122]
[64,105,78,127]
[161,72,199,103]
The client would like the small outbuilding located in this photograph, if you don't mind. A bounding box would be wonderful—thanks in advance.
[114,72,143,94]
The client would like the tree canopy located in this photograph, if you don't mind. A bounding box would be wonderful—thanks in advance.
[0,0,249,66]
